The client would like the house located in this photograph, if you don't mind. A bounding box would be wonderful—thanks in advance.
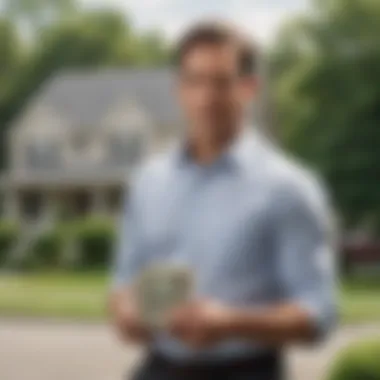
[0,69,181,223]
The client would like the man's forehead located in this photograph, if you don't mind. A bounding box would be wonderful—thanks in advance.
[181,44,241,72]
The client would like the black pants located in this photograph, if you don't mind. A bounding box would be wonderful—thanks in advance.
[133,351,284,380]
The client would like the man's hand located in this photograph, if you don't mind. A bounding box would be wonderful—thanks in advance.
[109,290,151,345]
[167,300,320,348]
[167,300,233,348]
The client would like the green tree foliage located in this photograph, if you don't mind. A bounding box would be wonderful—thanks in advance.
[0,18,21,108]
[0,18,23,166]
[0,19,21,73]
[3,0,76,32]
[0,2,170,168]
[328,339,380,380]
[270,0,380,230]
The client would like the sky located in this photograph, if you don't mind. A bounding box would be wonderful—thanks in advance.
[80,0,311,45]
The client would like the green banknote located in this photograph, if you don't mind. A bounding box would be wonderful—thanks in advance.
[135,264,193,330]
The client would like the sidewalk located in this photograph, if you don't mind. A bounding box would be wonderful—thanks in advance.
[1,320,379,380]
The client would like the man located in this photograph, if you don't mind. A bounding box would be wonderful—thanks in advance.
[109,22,337,380]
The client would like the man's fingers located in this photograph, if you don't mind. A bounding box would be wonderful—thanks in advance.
[126,327,151,344]
[167,305,190,329]
[114,312,151,344]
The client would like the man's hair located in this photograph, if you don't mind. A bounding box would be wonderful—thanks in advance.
[174,21,258,76]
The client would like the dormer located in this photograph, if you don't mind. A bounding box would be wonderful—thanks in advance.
[102,99,153,167]
[10,105,67,172]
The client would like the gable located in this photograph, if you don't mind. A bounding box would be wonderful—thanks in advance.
[103,98,152,132]
[14,69,181,133]
[11,103,69,146]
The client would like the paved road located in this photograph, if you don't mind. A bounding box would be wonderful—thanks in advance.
[1,320,379,380]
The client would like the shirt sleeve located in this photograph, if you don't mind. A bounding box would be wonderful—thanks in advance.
[111,180,146,290]
[273,176,338,340]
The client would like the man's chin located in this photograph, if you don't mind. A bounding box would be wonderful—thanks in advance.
[195,120,234,139]
[197,118,226,130]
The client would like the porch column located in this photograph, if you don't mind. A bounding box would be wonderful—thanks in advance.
[92,188,108,216]
[43,191,59,223]
[5,189,20,221]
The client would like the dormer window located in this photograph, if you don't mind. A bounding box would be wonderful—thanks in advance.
[64,128,102,167]
[25,139,61,170]
[71,129,92,154]
[107,132,144,167]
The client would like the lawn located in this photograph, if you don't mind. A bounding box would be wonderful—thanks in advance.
[0,272,108,320]
[0,272,379,323]
[340,277,380,324]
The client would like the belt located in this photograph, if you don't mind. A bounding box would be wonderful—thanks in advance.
[145,350,283,379]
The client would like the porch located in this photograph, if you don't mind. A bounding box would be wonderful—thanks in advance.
[1,185,125,223]
[0,169,129,223]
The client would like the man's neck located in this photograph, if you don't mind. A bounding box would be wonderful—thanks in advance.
[189,124,243,165]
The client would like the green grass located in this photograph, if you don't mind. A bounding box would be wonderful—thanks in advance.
[0,272,108,319]
[340,277,380,324]
[0,273,379,323]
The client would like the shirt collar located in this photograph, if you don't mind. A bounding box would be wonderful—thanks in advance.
[173,125,265,172]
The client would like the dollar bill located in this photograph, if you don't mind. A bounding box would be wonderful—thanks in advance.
[135,263,193,330]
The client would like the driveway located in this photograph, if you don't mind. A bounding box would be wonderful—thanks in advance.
[1,320,379,380]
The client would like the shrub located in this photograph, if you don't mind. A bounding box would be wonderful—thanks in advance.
[0,221,19,267]
[328,339,380,380]
[30,229,64,269]
[0,219,117,271]
[74,218,116,270]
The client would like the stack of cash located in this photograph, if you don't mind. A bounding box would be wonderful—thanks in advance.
[135,263,193,330]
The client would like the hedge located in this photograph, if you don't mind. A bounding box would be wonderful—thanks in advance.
[328,339,380,380]
[0,218,117,271]
[0,221,19,267]
[72,218,116,270]
[30,228,65,269]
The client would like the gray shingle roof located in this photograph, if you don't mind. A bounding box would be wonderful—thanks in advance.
[29,68,181,128]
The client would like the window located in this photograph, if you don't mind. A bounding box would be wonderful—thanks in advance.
[20,192,44,221]
[72,191,92,217]
[106,188,123,213]
[25,140,61,170]
[107,133,144,166]
[71,130,92,154]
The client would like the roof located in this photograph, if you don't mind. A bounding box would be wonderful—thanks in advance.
[22,68,181,128]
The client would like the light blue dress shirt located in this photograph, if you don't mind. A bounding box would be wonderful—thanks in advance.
[113,129,337,361]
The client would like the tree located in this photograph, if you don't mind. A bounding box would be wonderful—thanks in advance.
[0,18,23,166]
[0,6,170,169]
[3,0,76,33]
[0,19,21,74]
[132,30,172,66]
[270,0,380,230]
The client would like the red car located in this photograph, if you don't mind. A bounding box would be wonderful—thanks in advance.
[341,239,380,272]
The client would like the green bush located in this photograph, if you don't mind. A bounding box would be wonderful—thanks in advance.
[0,221,19,267]
[30,229,64,269]
[328,339,380,380]
[0,219,117,271]
[74,218,116,270]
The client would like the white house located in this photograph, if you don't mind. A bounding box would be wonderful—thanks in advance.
[0,69,181,223]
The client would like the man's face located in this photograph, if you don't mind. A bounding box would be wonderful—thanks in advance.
[178,43,257,140]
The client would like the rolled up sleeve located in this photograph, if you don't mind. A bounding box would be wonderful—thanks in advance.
[274,176,338,340]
